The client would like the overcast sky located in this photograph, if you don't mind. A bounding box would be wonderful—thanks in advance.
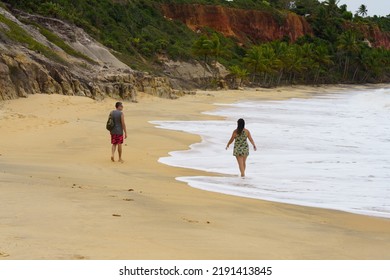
[331,0,389,16]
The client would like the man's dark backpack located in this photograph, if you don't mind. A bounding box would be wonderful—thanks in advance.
[106,111,115,131]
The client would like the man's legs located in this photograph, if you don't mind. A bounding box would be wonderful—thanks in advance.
[118,144,123,163]
[111,144,117,162]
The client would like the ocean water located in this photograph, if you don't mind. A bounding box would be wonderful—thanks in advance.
[151,88,390,218]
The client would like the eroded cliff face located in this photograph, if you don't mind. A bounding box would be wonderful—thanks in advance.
[349,23,390,49]
[0,7,187,101]
[0,51,186,101]
[161,4,390,49]
[160,4,313,43]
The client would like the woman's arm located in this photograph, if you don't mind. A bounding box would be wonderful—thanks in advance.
[246,129,257,151]
[226,130,237,150]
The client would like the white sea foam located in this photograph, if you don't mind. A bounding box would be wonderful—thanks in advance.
[151,88,390,218]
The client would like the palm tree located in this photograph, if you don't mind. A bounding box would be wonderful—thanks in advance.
[259,44,281,86]
[323,0,340,17]
[210,34,222,63]
[229,65,249,88]
[193,35,214,78]
[357,4,368,17]
[358,48,380,82]
[360,47,390,82]
[299,43,318,82]
[337,31,361,80]
[282,45,307,83]
[193,34,229,79]
[210,34,222,78]
[270,41,289,85]
[193,35,214,64]
[244,44,282,85]
[313,44,333,83]
[244,46,265,82]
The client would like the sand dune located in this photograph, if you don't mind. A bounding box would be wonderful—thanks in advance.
[1,87,390,260]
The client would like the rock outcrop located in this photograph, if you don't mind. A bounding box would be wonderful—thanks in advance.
[162,59,229,89]
[0,50,190,101]
[0,6,189,101]
[160,3,313,43]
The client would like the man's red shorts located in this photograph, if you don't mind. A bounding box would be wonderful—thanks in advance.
[111,134,124,145]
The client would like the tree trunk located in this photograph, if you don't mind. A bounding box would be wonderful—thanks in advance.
[315,69,320,84]
[343,56,349,80]
[277,71,283,86]
[362,71,369,83]
[203,55,207,79]
[352,67,359,82]
[252,63,258,83]
[289,72,293,84]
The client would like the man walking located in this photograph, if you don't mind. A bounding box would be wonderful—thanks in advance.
[110,102,127,163]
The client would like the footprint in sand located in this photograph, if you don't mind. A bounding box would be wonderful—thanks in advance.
[123,198,134,202]
[71,184,88,189]
[0,251,10,257]
[72,254,87,260]
[182,218,211,224]
[13,113,26,119]
[112,214,122,217]
[182,218,199,224]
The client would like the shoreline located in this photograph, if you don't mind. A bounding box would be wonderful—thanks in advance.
[154,85,390,220]
[1,85,390,259]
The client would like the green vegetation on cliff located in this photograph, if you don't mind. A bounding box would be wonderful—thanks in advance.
[0,13,66,63]
[3,0,199,62]
[2,0,390,85]
[33,23,97,63]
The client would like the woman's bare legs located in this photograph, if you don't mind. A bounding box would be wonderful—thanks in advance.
[236,156,246,177]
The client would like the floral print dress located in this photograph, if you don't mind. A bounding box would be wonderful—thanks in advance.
[233,130,249,156]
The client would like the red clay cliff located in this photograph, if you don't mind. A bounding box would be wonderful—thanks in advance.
[160,3,390,49]
[160,3,312,43]
[345,22,390,49]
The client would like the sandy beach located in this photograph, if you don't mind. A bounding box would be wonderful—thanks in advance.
[1,86,390,260]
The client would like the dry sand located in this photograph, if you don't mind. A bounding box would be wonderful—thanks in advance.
[1,86,390,260]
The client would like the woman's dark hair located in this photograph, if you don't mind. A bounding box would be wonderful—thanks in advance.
[237,118,245,135]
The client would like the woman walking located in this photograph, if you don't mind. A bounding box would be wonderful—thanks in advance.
[226,118,257,178]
